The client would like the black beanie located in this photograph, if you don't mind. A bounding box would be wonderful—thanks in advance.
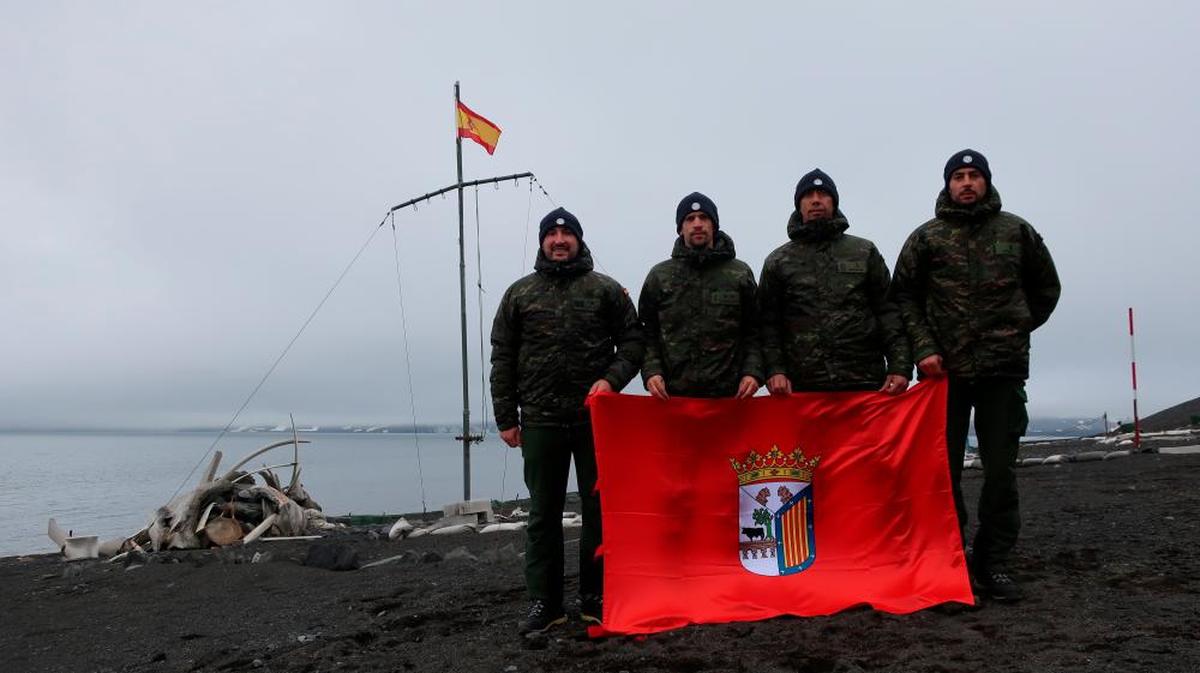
[675,192,719,232]
[794,169,839,210]
[538,207,583,243]
[943,149,991,187]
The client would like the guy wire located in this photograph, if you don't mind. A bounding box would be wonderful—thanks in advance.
[391,212,428,512]
[168,214,388,501]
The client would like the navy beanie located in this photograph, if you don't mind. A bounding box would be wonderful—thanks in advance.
[794,169,839,210]
[675,192,719,232]
[943,149,991,187]
[538,207,583,242]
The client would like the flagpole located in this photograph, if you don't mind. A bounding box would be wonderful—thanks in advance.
[455,81,472,500]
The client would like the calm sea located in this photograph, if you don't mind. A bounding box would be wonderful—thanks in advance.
[0,429,1070,557]
[0,431,533,557]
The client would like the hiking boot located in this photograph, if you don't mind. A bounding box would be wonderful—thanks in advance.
[578,593,603,625]
[976,567,1023,602]
[520,599,566,634]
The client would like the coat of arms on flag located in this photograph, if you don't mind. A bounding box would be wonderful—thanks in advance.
[732,447,820,576]
[586,380,974,636]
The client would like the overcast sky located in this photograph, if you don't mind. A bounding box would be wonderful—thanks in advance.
[2,2,1196,428]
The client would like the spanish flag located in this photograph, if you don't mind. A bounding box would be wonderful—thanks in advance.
[456,101,501,155]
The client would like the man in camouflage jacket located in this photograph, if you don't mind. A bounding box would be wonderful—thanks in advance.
[758,169,911,395]
[489,206,642,633]
[890,149,1060,601]
[638,192,762,400]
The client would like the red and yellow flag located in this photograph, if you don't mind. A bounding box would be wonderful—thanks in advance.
[586,379,972,636]
[456,101,501,155]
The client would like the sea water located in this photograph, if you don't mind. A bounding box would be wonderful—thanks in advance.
[0,431,530,556]
[0,430,1070,557]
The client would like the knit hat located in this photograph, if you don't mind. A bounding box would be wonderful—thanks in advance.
[943,149,992,187]
[675,192,719,232]
[538,207,583,243]
[794,169,839,210]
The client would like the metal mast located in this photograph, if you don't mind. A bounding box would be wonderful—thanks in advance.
[454,82,473,500]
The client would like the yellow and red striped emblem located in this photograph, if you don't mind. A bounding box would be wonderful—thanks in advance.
[780,496,810,568]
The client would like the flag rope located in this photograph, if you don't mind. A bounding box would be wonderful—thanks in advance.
[167,174,558,511]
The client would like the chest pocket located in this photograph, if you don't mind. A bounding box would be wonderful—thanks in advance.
[568,296,605,334]
[709,290,740,306]
[986,239,1023,279]
[571,298,601,311]
[832,259,868,303]
[522,306,558,329]
[705,288,743,331]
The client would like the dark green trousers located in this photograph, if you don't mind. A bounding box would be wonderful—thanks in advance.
[946,377,1029,570]
[521,424,602,606]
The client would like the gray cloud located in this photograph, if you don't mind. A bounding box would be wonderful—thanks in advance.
[2,3,1196,428]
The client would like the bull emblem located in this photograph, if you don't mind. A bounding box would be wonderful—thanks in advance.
[733,447,819,577]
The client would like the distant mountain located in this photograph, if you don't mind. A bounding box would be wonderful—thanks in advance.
[10,397,1197,436]
[1139,395,1200,433]
[1026,416,1108,437]
[220,424,472,436]
[212,423,495,435]
[1022,396,1200,438]
[221,417,1110,438]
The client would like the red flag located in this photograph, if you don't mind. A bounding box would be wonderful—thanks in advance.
[587,379,972,636]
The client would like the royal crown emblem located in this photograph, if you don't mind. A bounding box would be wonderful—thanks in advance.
[730,446,820,485]
[731,446,820,576]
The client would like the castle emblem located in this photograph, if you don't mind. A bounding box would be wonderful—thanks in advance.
[730,446,820,576]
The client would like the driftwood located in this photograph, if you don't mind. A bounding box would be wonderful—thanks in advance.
[242,513,278,544]
[201,450,223,484]
[221,439,310,481]
[48,435,335,559]
[204,517,243,546]
[140,436,330,552]
[195,502,217,533]
[47,518,99,560]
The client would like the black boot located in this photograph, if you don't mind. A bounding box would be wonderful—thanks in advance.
[520,599,566,634]
[975,565,1023,602]
[578,593,603,625]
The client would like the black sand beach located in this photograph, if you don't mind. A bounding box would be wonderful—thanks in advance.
[2,446,1197,673]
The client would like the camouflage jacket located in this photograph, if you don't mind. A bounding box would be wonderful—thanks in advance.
[758,211,912,390]
[489,244,643,429]
[889,187,1061,380]
[638,231,762,398]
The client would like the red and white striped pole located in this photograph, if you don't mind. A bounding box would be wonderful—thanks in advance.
[1128,307,1141,450]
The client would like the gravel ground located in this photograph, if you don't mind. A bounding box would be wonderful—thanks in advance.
[2,450,1197,673]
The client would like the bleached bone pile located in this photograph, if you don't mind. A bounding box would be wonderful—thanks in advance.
[145,439,335,551]
[49,438,339,559]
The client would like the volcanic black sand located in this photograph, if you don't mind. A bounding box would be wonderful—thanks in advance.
[2,446,1197,673]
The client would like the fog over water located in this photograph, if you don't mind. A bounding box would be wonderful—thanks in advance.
[0,431,523,556]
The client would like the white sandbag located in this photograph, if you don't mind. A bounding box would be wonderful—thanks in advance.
[430,523,476,536]
[388,517,415,540]
[480,522,527,534]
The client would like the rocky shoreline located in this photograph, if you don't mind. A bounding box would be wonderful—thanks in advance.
[2,446,1197,672]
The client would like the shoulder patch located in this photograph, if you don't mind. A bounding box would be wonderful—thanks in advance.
[992,242,1020,255]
